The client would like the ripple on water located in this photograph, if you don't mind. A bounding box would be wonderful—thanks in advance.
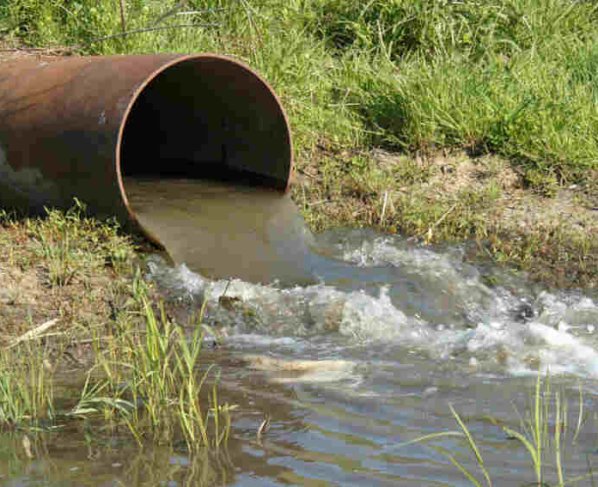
[146,230,598,381]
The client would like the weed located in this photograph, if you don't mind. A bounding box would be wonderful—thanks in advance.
[71,280,232,450]
[11,200,136,288]
[0,341,54,429]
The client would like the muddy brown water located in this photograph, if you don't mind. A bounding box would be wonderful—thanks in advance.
[2,179,597,486]
[124,178,318,286]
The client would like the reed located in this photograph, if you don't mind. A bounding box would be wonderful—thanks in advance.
[0,341,54,429]
[71,280,232,450]
[0,286,231,450]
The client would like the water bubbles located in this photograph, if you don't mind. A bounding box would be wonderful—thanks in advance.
[557,321,570,332]
[146,230,598,380]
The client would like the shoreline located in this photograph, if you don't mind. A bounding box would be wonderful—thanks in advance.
[294,148,597,290]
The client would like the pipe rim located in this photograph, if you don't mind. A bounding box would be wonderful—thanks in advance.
[114,53,294,243]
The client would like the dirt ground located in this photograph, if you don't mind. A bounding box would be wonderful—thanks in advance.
[0,210,137,341]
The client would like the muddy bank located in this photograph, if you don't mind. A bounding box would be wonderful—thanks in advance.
[293,148,597,289]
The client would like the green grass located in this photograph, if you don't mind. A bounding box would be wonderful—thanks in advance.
[25,200,133,286]
[0,207,230,451]
[0,279,231,450]
[75,280,233,450]
[0,200,134,289]
[1,0,597,187]
[0,341,54,429]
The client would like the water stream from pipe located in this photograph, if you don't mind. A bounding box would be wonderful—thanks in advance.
[5,178,595,485]
[124,178,318,286]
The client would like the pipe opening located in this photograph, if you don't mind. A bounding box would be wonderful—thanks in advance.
[119,56,292,190]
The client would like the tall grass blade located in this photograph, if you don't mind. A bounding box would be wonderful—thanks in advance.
[502,427,540,481]
[555,392,564,487]
[395,431,465,449]
[572,382,584,444]
[431,446,484,487]
[449,404,492,487]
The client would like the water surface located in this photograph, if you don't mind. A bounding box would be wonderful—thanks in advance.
[3,178,597,486]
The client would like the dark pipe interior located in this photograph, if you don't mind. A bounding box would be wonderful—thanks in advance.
[120,57,291,189]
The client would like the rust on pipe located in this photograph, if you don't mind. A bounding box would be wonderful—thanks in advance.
[0,54,293,246]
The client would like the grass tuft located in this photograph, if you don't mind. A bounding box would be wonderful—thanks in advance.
[68,277,233,451]
[0,341,54,430]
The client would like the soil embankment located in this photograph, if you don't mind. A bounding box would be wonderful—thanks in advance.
[294,148,597,289]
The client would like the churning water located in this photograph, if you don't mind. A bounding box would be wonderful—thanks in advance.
[126,178,597,485]
[5,179,595,485]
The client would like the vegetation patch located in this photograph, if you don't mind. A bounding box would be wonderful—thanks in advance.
[0,207,230,451]
[0,203,134,338]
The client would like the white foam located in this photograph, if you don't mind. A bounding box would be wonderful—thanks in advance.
[527,322,598,376]
[146,237,598,380]
[338,287,422,341]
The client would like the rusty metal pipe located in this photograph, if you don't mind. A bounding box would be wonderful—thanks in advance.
[0,54,293,245]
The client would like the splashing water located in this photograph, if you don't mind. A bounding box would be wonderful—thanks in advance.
[129,179,597,485]
[146,229,598,381]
